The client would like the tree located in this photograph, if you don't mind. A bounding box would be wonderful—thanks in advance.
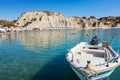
[90,16,96,19]
[82,16,86,19]
[0,19,17,27]
[13,20,17,23]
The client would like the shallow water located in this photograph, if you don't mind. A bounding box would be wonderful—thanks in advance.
[0,28,120,80]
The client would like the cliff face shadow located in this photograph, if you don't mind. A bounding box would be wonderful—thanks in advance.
[30,53,79,80]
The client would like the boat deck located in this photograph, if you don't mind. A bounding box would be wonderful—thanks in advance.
[71,51,120,75]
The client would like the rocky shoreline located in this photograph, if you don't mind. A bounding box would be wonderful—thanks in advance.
[0,11,120,33]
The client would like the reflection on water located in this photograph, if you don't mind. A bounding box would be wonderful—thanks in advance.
[0,29,120,80]
[19,31,66,52]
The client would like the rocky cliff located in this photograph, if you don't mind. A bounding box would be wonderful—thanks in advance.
[99,16,120,27]
[15,11,120,30]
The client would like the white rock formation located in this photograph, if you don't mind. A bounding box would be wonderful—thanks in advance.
[15,11,102,30]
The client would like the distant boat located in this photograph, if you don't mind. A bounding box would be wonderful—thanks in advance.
[66,37,120,80]
[0,28,6,32]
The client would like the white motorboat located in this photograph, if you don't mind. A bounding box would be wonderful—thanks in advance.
[66,36,120,80]
[0,28,6,32]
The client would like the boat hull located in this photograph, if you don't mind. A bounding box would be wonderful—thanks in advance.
[70,65,114,80]
[70,65,87,80]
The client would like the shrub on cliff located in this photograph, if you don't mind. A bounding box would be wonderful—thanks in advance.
[90,16,96,19]
[82,16,86,19]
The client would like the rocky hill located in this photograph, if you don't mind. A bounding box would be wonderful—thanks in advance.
[15,11,120,30]
[99,16,120,27]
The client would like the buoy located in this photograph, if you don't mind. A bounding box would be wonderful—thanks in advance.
[78,52,81,54]
[86,33,89,36]
[48,36,50,38]
[58,36,60,38]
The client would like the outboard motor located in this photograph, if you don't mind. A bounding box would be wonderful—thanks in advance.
[90,36,99,45]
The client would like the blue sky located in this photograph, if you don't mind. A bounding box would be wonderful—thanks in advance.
[0,0,120,20]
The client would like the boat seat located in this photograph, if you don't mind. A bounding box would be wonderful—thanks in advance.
[81,49,105,53]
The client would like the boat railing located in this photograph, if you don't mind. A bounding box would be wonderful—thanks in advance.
[105,47,118,63]
[66,51,74,62]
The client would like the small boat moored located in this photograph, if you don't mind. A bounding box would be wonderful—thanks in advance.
[66,36,120,80]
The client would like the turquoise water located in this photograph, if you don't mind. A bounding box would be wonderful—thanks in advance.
[0,28,120,80]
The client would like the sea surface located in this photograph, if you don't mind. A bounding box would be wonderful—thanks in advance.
[0,28,120,80]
